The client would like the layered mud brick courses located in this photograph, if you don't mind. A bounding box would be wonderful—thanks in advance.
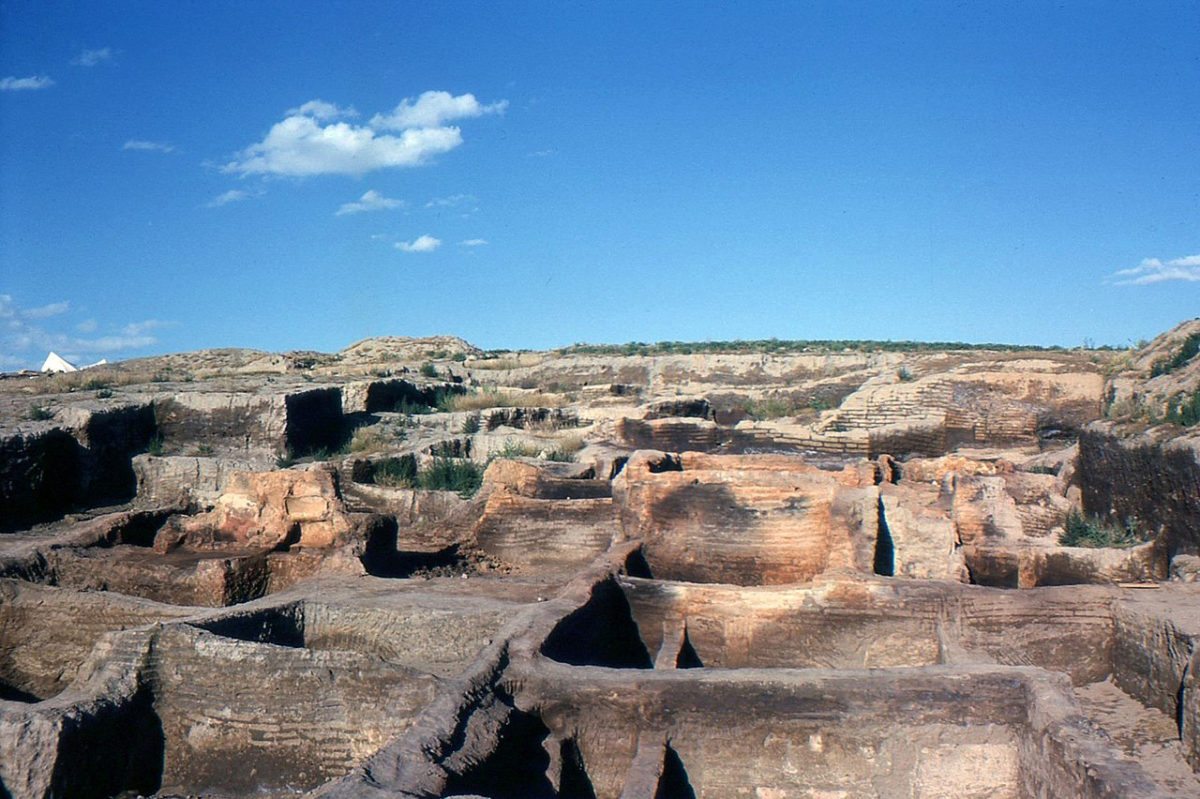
[2,322,1200,796]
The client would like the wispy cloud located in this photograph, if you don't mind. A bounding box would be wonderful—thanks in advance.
[371,91,507,130]
[527,149,557,158]
[0,295,168,369]
[23,301,70,319]
[71,47,115,67]
[123,139,175,153]
[425,193,476,209]
[0,75,54,91]
[395,235,441,253]
[205,189,262,208]
[1108,254,1200,285]
[222,91,504,178]
[336,189,404,216]
[460,238,488,247]
[121,319,174,336]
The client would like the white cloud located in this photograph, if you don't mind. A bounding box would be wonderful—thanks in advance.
[460,238,488,247]
[223,113,462,177]
[123,139,175,153]
[205,189,262,208]
[285,100,357,121]
[336,189,404,216]
[395,235,441,253]
[0,75,54,91]
[221,91,504,179]
[71,48,114,67]
[1109,254,1200,285]
[0,295,168,369]
[371,91,508,130]
[527,149,557,157]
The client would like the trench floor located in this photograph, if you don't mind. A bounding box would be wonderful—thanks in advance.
[1074,678,1200,795]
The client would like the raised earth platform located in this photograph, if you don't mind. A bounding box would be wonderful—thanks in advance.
[3,324,1200,797]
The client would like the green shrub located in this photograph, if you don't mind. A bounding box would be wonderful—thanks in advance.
[419,362,438,378]
[147,433,165,457]
[375,455,418,488]
[1059,510,1145,548]
[95,388,114,399]
[897,366,914,382]
[419,457,483,497]
[27,405,53,421]
[460,414,481,435]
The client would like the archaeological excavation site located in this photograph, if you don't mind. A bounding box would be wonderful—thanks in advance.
[3,321,1200,798]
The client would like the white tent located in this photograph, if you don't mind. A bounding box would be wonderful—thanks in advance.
[40,352,78,373]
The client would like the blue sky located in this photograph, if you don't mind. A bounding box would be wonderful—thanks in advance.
[1,1,1198,368]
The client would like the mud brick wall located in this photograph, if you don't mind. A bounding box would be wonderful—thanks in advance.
[524,667,1032,799]
[621,577,943,670]
[615,454,848,585]
[301,599,512,677]
[620,578,1115,685]
[474,492,617,570]
[615,417,730,451]
[0,580,190,700]
[147,625,438,794]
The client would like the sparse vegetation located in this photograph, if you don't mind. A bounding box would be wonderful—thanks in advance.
[1059,510,1147,548]
[742,396,803,420]
[395,397,435,415]
[560,338,1065,357]
[147,433,165,457]
[95,388,114,399]
[460,414,481,435]
[1149,333,1200,378]
[492,439,541,459]
[896,366,914,382]
[1165,388,1200,428]
[27,405,54,421]
[439,388,565,412]
[546,434,585,462]
[349,425,400,453]
[419,362,438,378]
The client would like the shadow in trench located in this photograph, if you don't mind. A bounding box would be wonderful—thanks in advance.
[656,743,697,799]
